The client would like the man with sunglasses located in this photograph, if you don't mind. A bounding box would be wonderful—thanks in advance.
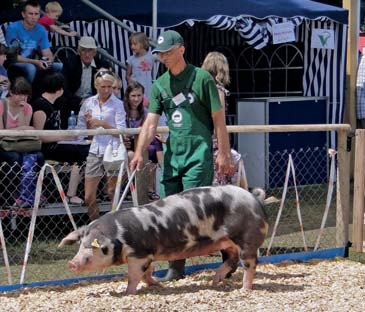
[130,30,233,282]
[56,36,111,129]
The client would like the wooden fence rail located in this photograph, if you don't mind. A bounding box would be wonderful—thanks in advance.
[0,123,352,247]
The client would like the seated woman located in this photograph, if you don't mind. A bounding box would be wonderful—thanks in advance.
[123,81,163,201]
[77,68,126,220]
[32,72,89,204]
[0,77,44,208]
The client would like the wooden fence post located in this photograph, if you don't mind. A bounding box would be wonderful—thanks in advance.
[336,129,351,247]
[353,129,365,252]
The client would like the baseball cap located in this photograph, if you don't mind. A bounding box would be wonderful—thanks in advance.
[152,30,184,53]
[78,36,97,49]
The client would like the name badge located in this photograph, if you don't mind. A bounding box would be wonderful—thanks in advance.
[172,93,186,106]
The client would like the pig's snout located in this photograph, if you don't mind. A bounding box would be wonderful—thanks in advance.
[68,258,89,272]
[68,260,80,272]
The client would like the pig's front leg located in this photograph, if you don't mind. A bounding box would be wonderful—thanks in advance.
[242,258,256,290]
[125,258,154,295]
[213,248,239,285]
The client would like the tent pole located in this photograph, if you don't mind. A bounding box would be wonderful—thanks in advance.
[79,0,157,48]
[152,0,158,40]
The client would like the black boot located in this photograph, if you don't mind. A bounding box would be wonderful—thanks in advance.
[156,259,186,282]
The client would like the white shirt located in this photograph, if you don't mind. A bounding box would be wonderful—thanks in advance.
[77,93,126,156]
[75,59,96,99]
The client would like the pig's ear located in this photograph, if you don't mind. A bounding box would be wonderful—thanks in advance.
[58,227,86,247]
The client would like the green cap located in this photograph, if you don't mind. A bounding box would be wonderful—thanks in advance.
[152,30,184,53]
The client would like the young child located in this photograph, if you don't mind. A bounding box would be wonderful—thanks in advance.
[126,32,154,103]
[112,74,123,99]
[202,51,230,112]
[123,81,163,200]
[38,1,78,38]
[202,53,242,189]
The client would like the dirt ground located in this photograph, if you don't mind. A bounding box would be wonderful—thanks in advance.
[1,258,365,312]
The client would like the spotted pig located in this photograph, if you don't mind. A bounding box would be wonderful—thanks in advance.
[59,185,268,295]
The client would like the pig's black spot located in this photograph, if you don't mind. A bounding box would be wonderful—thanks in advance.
[155,199,167,208]
[112,239,123,263]
[144,204,163,216]
[101,246,108,255]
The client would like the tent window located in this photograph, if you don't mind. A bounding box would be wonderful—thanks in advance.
[233,43,304,99]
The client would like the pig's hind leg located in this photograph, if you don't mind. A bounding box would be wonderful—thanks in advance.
[142,262,159,287]
[126,258,155,295]
[212,247,239,286]
[239,249,257,290]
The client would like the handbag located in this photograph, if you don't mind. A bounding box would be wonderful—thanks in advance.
[0,136,42,153]
[0,98,42,153]
[103,135,127,171]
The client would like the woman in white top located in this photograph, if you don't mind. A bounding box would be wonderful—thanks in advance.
[77,68,126,220]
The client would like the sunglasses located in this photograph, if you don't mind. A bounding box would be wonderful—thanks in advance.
[95,70,114,78]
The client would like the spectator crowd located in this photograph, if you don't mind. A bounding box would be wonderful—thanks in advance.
[0,0,238,223]
[0,0,163,220]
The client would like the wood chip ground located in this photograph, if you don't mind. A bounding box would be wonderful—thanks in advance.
[1,259,365,311]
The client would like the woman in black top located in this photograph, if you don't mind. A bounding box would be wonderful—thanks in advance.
[32,72,89,204]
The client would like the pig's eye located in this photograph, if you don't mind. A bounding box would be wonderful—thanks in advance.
[101,246,108,255]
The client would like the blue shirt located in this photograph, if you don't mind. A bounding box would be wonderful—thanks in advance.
[0,65,7,77]
[5,21,50,58]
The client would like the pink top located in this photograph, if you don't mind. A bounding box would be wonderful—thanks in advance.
[0,100,33,129]
[38,15,54,33]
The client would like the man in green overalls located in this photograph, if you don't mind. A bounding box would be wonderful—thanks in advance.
[130,30,232,282]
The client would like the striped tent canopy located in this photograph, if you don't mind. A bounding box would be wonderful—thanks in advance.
[0,0,348,26]
[0,0,348,124]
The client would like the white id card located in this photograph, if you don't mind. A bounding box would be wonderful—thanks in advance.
[172,93,186,106]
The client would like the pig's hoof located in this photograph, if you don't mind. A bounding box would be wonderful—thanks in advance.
[125,289,138,296]
[242,283,253,290]
[212,273,224,286]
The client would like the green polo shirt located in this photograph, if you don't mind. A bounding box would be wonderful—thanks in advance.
[149,64,222,135]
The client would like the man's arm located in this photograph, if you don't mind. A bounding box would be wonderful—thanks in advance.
[42,48,55,62]
[129,112,160,171]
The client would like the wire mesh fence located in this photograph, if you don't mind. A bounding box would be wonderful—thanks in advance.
[0,139,347,286]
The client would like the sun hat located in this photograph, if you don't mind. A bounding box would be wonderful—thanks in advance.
[152,30,184,53]
[78,36,97,49]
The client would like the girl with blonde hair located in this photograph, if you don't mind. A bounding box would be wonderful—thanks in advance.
[202,51,230,110]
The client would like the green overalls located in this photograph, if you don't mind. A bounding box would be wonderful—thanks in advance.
[155,68,214,197]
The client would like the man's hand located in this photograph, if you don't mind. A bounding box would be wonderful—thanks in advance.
[36,59,49,70]
[129,153,144,172]
[215,151,235,178]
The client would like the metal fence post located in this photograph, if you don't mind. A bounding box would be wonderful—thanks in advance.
[336,129,351,247]
[352,129,365,252]
[134,134,150,205]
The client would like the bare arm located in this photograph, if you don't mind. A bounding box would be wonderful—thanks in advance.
[41,48,54,62]
[33,111,70,142]
[129,112,160,170]
[212,108,232,176]
[126,64,133,84]
[16,54,47,69]
[49,25,77,37]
